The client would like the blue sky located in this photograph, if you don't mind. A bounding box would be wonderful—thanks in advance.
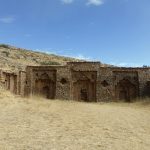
[0,0,150,66]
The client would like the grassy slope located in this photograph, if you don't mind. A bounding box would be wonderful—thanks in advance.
[0,44,81,71]
[0,88,150,150]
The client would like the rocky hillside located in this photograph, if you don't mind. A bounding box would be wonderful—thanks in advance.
[0,44,81,72]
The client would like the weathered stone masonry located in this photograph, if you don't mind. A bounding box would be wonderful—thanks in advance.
[0,62,150,102]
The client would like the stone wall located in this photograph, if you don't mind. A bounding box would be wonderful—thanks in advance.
[98,67,114,101]
[18,71,26,96]
[0,71,18,94]
[25,66,57,98]
[138,68,150,97]
[99,67,150,101]
[67,62,101,101]
[0,62,150,102]
[0,70,5,88]
[55,66,71,100]
[3,73,10,90]
[10,74,17,94]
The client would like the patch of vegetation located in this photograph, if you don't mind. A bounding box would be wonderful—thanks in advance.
[40,61,60,66]
[32,58,38,63]
[0,44,10,49]
[2,51,10,57]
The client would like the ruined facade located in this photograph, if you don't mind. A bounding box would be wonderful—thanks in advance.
[0,62,150,102]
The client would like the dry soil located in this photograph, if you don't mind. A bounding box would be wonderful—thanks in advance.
[0,89,150,150]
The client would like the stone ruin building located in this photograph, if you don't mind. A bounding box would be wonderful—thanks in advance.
[0,62,150,102]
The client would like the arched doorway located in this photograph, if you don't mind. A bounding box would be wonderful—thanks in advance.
[34,73,56,99]
[144,81,150,97]
[115,79,137,102]
[119,90,127,100]
[80,88,88,101]
[73,80,96,102]
[42,86,50,98]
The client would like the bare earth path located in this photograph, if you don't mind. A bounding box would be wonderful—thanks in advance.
[0,90,150,150]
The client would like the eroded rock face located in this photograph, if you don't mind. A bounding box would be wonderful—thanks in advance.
[1,62,150,102]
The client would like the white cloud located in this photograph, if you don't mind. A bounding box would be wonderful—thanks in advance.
[110,62,143,67]
[0,16,15,23]
[72,54,92,60]
[61,0,74,4]
[86,0,104,6]
[60,0,104,6]
[35,48,93,61]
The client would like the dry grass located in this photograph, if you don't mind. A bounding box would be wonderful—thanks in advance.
[0,45,80,71]
[0,89,150,150]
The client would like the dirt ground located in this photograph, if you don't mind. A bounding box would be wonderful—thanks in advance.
[0,90,150,150]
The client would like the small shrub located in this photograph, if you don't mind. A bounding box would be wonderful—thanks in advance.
[0,44,10,49]
[2,51,10,57]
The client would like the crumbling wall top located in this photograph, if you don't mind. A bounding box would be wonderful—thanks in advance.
[67,61,101,65]
[100,67,150,71]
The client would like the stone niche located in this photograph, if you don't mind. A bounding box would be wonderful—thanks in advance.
[1,72,17,94]
[144,81,150,97]
[5,74,10,90]
[32,69,56,99]
[113,71,139,102]
[10,74,17,94]
[71,71,97,102]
